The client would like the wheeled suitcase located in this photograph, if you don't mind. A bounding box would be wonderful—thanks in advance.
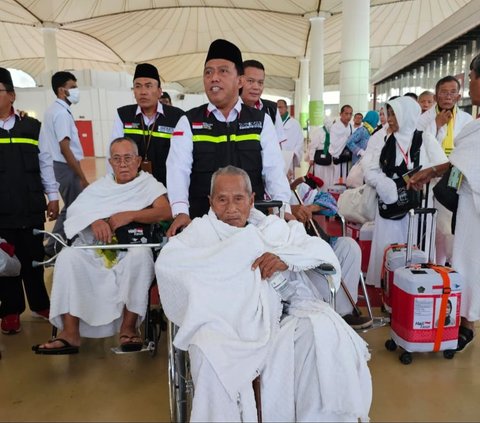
[385,209,462,364]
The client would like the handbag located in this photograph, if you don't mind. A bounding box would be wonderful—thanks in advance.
[432,166,459,213]
[345,160,364,188]
[0,239,21,277]
[338,184,377,224]
[378,184,421,220]
[332,146,352,164]
[314,127,332,166]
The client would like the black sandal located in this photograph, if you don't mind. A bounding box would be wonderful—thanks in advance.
[457,326,474,351]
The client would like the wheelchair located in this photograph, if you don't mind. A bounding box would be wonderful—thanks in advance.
[164,200,338,423]
[32,228,167,357]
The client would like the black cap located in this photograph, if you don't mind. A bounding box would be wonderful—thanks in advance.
[160,91,171,101]
[133,63,160,84]
[205,39,243,74]
[0,67,14,88]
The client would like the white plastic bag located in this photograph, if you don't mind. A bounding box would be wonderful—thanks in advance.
[346,160,364,188]
[338,184,377,224]
[0,239,21,277]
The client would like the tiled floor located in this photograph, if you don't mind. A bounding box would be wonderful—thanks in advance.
[1,158,479,422]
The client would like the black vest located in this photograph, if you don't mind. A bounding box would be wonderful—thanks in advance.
[187,104,265,218]
[117,104,184,185]
[0,116,46,228]
[261,99,278,124]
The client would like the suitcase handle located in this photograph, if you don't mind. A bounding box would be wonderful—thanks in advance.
[406,208,437,266]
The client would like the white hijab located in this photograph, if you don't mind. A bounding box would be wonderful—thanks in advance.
[386,96,421,151]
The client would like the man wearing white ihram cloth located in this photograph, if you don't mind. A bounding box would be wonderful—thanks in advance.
[156,165,372,422]
[33,138,172,355]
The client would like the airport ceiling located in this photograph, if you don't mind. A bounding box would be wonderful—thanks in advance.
[0,0,471,93]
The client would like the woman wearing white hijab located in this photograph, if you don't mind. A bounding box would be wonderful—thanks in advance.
[308,117,335,191]
[363,96,447,287]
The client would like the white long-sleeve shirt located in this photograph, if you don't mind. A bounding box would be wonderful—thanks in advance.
[166,98,291,216]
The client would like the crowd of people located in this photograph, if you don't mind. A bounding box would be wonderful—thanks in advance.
[1,36,480,421]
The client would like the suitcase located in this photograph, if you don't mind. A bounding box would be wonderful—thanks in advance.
[381,243,427,313]
[385,209,462,364]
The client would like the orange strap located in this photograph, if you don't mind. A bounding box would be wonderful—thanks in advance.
[429,265,453,352]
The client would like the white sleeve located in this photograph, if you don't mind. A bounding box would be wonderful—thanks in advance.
[260,114,292,207]
[308,127,324,160]
[38,146,59,201]
[362,132,398,204]
[166,115,194,216]
[274,109,286,143]
[329,122,347,157]
[422,132,448,166]
[292,119,305,165]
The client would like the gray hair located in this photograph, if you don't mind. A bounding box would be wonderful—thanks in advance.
[419,90,434,98]
[470,53,480,77]
[210,166,252,196]
[109,137,139,156]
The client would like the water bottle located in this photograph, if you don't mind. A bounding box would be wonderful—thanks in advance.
[268,272,295,302]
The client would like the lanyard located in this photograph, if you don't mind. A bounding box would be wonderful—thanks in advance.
[396,141,410,166]
[140,112,159,160]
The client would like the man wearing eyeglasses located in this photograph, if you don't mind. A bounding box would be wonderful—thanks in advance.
[33,137,172,355]
[110,63,184,186]
[416,75,473,266]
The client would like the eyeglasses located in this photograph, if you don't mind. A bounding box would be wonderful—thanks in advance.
[110,154,137,165]
[437,90,459,98]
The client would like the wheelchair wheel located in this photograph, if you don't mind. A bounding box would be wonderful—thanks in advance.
[168,321,193,423]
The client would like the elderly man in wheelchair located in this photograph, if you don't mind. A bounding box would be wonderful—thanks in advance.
[32,137,171,355]
[156,165,372,422]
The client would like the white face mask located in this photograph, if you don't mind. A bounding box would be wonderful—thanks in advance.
[66,87,80,104]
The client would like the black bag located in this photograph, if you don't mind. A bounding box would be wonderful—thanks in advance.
[332,146,352,164]
[432,167,458,213]
[378,131,423,220]
[378,184,422,220]
[314,127,332,166]
[115,222,166,244]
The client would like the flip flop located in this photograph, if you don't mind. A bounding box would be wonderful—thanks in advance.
[119,334,144,352]
[32,338,79,355]
[457,325,474,352]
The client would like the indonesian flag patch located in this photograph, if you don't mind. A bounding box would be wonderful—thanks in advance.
[124,123,134,129]
[192,122,203,130]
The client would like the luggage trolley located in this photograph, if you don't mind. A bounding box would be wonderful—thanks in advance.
[32,228,168,357]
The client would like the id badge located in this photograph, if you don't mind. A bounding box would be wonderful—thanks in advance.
[141,160,152,174]
[448,166,463,189]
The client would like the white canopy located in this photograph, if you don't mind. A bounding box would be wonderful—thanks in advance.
[0,0,471,92]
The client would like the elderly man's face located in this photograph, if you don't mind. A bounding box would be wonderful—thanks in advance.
[435,80,460,111]
[209,174,254,228]
[109,141,142,184]
[204,59,242,112]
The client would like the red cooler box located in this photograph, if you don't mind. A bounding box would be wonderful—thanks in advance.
[346,221,362,240]
[381,243,426,313]
[359,221,374,273]
[390,264,461,354]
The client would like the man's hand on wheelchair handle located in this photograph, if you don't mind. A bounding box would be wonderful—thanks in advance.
[252,252,288,279]
[91,219,113,243]
[46,200,59,221]
[167,213,192,237]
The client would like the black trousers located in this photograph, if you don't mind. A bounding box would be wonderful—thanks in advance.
[0,226,50,317]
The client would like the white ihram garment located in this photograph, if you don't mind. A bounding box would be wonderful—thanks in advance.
[450,119,480,321]
[50,171,166,337]
[156,208,371,422]
[363,97,447,287]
